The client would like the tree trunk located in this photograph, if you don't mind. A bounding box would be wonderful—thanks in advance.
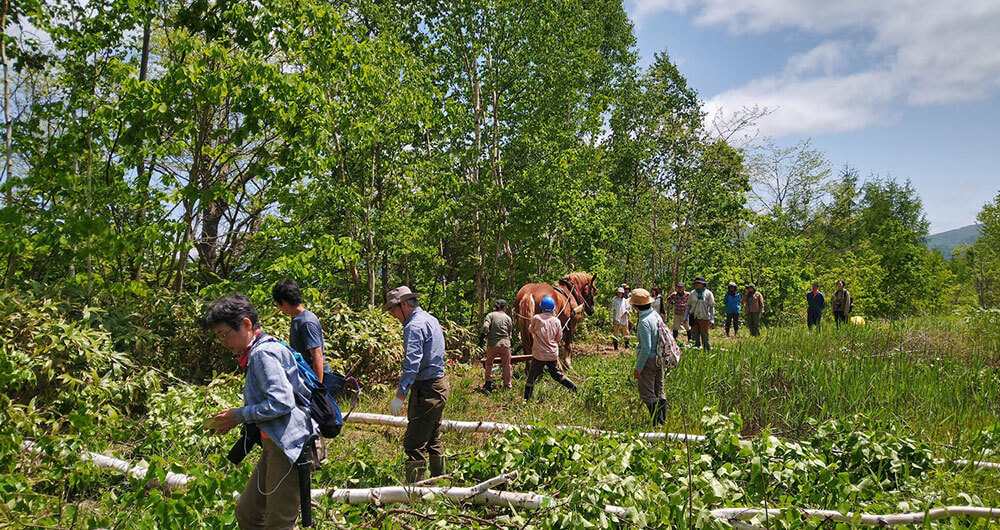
[1,0,14,286]
[132,20,153,281]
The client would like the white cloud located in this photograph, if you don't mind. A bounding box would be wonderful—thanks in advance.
[630,0,1000,137]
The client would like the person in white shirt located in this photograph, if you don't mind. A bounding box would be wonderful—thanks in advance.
[610,287,631,351]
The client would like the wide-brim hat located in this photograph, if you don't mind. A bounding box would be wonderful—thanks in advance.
[383,286,421,311]
[616,287,625,294]
[747,283,756,289]
[693,276,708,286]
[629,288,653,306]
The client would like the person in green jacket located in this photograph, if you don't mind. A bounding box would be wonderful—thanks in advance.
[630,289,666,426]
[479,299,513,393]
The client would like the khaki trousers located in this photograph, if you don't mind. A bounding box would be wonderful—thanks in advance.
[235,437,300,530]
[404,377,449,462]
[484,346,512,387]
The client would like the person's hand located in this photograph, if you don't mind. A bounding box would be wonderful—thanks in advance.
[390,395,405,416]
[633,369,641,380]
[209,409,238,435]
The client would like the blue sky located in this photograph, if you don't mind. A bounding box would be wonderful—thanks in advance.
[627,0,1000,233]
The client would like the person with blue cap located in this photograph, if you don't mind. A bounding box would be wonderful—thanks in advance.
[524,295,577,400]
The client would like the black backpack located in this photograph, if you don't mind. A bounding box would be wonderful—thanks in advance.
[259,336,343,438]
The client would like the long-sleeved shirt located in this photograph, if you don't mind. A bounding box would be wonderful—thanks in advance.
[665,291,688,316]
[688,288,715,322]
[634,308,659,372]
[234,333,316,465]
[481,310,513,348]
[724,292,742,314]
[807,291,826,315]
[610,296,630,325]
[832,289,852,313]
[397,307,446,399]
[529,312,562,361]
[745,291,764,313]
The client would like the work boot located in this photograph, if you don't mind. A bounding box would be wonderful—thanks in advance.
[655,399,667,426]
[429,455,446,477]
[523,384,534,400]
[405,460,426,484]
[612,338,618,351]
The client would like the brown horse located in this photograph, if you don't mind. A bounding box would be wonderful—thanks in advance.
[514,272,597,370]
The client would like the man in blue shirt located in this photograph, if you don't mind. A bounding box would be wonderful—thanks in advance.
[724,282,742,337]
[272,279,328,382]
[384,286,449,484]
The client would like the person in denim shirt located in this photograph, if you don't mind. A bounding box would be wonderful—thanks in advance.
[205,293,315,530]
[630,289,666,426]
[384,286,449,484]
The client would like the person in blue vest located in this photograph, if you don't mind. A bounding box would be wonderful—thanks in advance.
[807,282,825,330]
[724,282,742,337]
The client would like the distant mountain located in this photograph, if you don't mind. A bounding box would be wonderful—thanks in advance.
[926,224,982,258]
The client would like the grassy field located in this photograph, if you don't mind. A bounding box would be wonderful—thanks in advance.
[7,314,1000,528]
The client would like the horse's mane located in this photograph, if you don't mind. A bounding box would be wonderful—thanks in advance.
[561,272,592,286]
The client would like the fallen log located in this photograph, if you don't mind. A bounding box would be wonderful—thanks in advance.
[480,355,534,367]
[712,505,1000,528]
[21,440,192,490]
[345,412,706,443]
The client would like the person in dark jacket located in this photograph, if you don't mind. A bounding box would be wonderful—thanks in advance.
[807,282,825,330]
[831,280,852,327]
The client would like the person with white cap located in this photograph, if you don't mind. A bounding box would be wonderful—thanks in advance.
[688,277,715,351]
[383,286,449,483]
[610,286,631,351]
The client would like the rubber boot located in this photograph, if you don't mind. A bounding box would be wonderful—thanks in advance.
[644,401,655,422]
[654,399,667,426]
[405,461,426,484]
[560,378,577,392]
[612,337,618,351]
[624,338,629,349]
[523,384,534,400]
[482,379,493,394]
[429,455,446,477]
[672,329,679,340]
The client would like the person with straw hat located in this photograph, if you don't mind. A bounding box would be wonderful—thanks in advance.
[630,288,667,426]
[383,286,449,484]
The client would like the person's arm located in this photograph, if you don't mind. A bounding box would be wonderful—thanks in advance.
[301,319,326,383]
[555,319,563,343]
[396,323,425,400]
[708,293,715,323]
[633,320,652,374]
[233,351,296,424]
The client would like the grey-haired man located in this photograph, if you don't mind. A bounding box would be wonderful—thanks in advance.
[384,286,449,483]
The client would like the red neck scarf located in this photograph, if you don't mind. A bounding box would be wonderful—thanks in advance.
[237,330,263,368]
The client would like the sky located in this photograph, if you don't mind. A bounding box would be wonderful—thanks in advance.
[626,0,1000,233]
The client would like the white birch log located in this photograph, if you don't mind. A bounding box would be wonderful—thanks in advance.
[345,412,706,443]
[21,440,193,490]
[345,413,1000,472]
[712,505,1000,527]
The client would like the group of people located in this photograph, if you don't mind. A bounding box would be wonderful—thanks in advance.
[202,275,855,528]
[611,278,766,353]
